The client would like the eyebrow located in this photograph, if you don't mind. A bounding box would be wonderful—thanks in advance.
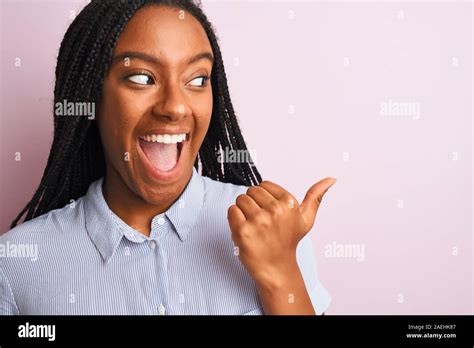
[110,51,214,67]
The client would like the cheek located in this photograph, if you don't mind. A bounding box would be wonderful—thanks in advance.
[192,90,213,140]
[98,83,145,161]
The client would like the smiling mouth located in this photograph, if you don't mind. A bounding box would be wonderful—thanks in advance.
[138,132,187,172]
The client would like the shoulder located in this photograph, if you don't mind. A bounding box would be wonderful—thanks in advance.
[194,175,249,231]
[0,196,87,283]
[200,175,249,205]
[1,197,86,243]
[0,196,88,315]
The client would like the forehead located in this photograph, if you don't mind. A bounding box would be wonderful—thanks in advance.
[113,5,212,66]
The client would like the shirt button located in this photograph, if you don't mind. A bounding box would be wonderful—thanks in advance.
[149,240,156,250]
[158,303,166,315]
[157,217,165,225]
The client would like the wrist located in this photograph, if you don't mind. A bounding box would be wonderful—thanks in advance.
[253,261,315,315]
[254,259,302,292]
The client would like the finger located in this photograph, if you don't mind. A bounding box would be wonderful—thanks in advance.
[300,177,336,231]
[235,194,261,219]
[227,204,246,232]
[259,180,295,204]
[246,186,277,208]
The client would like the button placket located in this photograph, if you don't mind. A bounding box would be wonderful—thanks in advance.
[151,214,169,242]
[148,213,170,315]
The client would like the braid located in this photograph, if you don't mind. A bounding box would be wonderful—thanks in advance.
[202,21,261,185]
[11,0,262,229]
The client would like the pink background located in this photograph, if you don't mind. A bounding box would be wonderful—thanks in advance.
[0,0,472,314]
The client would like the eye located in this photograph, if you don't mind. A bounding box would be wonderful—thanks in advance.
[127,74,154,85]
[187,76,209,87]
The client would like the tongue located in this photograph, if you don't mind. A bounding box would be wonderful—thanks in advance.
[140,139,178,172]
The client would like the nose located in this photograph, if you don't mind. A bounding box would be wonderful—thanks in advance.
[151,80,190,122]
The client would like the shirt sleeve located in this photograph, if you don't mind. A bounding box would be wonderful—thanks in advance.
[0,264,19,315]
[296,231,332,315]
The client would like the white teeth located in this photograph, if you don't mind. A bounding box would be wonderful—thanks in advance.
[140,133,187,144]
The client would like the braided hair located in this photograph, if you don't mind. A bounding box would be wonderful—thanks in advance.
[11,0,262,228]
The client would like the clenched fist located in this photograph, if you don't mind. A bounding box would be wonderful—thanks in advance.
[227,178,336,314]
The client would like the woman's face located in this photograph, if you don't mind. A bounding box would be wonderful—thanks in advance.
[98,5,213,205]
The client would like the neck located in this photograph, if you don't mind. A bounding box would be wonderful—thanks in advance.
[102,168,177,237]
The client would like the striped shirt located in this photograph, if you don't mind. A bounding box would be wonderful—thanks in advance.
[0,167,331,315]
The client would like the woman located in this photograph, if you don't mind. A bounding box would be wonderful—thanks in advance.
[0,0,335,315]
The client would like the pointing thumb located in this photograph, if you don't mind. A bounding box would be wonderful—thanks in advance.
[300,177,336,232]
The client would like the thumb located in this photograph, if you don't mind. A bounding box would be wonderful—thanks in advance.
[300,177,337,232]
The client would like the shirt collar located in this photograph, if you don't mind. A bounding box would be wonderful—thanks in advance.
[153,167,205,242]
[84,167,205,263]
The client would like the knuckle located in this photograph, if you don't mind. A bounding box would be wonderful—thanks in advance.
[246,186,259,195]
[236,194,247,205]
[256,215,272,229]
[237,225,252,240]
[281,193,293,202]
[316,195,323,205]
[269,201,284,215]
[227,205,238,215]
[287,197,297,208]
